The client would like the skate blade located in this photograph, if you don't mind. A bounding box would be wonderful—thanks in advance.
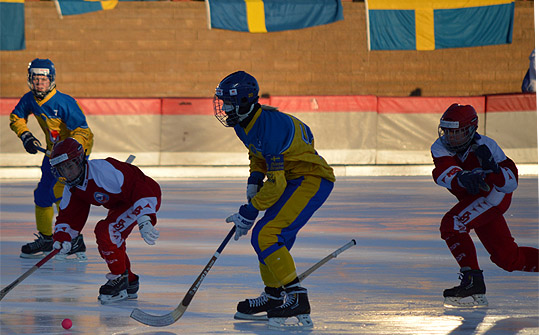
[127,293,138,300]
[268,314,313,330]
[444,294,488,308]
[55,252,87,262]
[98,290,128,305]
[20,251,52,259]
[234,312,268,321]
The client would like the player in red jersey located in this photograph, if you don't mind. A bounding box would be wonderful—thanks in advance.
[431,103,538,307]
[49,138,161,304]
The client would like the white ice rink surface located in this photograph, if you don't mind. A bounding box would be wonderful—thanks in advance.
[0,176,537,335]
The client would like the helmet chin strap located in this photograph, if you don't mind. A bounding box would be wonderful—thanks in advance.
[236,103,256,122]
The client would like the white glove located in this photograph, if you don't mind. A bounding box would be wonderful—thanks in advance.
[226,213,255,241]
[246,184,259,202]
[53,240,71,255]
[138,215,159,245]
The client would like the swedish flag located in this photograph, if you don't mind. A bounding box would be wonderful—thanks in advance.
[207,0,343,33]
[56,0,118,16]
[366,0,514,50]
[0,0,25,51]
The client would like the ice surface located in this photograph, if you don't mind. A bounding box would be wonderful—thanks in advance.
[1,176,537,334]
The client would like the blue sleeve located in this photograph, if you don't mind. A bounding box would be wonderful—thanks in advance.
[11,93,33,119]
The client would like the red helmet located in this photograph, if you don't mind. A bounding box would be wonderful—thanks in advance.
[50,138,86,186]
[438,103,478,152]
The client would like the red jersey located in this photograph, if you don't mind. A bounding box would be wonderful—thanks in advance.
[431,134,518,201]
[54,158,161,238]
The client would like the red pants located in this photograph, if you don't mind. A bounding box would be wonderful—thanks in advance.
[94,196,160,279]
[440,192,538,272]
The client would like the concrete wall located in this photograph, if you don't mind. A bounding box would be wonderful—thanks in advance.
[0,1,535,98]
[1,94,535,169]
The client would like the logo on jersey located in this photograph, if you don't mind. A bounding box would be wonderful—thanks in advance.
[49,129,60,143]
[266,154,284,171]
[94,192,109,204]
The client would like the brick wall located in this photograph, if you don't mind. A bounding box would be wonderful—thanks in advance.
[0,1,534,98]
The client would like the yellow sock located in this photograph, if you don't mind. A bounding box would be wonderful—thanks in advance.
[35,205,54,236]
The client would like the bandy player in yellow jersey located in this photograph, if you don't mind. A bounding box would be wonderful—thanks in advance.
[213,71,335,329]
[10,58,93,260]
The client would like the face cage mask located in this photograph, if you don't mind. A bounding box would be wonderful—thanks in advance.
[51,157,86,187]
[28,74,55,99]
[438,125,477,152]
[213,95,255,127]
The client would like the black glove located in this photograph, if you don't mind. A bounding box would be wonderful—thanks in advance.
[20,131,42,154]
[457,169,489,195]
[473,144,500,174]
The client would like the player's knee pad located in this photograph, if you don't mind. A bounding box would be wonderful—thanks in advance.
[94,220,119,248]
[34,189,55,207]
[263,246,297,286]
[440,214,458,240]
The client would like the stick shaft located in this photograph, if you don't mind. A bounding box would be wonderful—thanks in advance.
[298,239,356,282]
[126,155,136,164]
[0,249,59,301]
[181,226,235,306]
[130,226,236,326]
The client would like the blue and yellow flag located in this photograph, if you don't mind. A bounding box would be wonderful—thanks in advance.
[56,0,118,16]
[366,0,514,51]
[206,0,343,33]
[0,0,25,51]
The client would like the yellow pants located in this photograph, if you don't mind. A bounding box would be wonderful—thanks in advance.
[251,176,334,287]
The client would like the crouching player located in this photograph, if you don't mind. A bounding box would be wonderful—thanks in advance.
[214,71,335,329]
[432,103,538,307]
[49,138,161,304]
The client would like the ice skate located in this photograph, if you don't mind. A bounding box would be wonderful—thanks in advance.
[443,268,488,308]
[20,232,53,259]
[98,271,128,304]
[54,234,87,261]
[267,284,313,329]
[127,274,139,299]
[234,286,284,320]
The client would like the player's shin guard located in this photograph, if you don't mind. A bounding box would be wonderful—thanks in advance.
[443,233,480,271]
[35,205,54,236]
[263,247,297,287]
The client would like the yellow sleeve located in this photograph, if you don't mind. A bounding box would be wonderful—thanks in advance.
[70,127,94,156]
[9,113,30,137]
[249,153,267,175]
[251,169,287,211]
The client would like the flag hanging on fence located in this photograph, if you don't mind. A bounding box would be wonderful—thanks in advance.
[206,0,343,33]
[55,0,118,16]
[0,0,25,51]
[366,0,514,51]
